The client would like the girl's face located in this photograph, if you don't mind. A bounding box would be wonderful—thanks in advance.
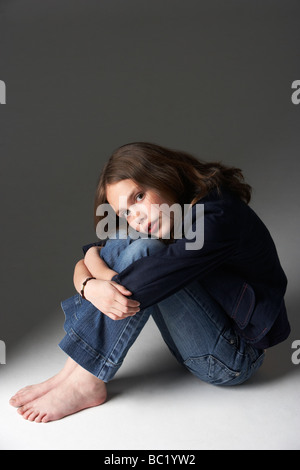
[106,179,175,239]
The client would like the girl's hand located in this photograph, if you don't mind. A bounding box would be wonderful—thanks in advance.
[84,278,141,321]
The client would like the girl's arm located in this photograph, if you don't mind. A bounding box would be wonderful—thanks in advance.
[73,258,140,321]
[83,246,117,281]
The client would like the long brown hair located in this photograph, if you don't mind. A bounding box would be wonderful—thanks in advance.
[94,142,252,233]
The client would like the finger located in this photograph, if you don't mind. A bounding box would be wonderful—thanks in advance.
[111,282,142,303]
[110,283,141,306]
[113,302,140,316]
[105,306,137,320]
[115,301,141,315]
[113,290,141,308]
[102,306,123,320]
[112,283,132,295]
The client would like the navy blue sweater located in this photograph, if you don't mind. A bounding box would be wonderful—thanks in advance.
[83,188,290,349]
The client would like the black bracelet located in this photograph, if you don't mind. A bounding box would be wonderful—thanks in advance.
[80,277,96,299]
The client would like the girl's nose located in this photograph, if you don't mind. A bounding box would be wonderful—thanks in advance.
[135,212,146,226]
[129,210,146,230]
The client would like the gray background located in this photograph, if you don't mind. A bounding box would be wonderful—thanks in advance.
[1,0,300,356]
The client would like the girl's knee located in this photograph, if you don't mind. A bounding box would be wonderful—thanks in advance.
[101,235,165,272]
[124,237,165,261]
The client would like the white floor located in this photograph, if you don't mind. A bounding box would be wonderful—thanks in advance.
[0,308,299,450]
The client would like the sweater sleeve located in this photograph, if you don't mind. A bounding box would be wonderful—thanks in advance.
[111,193,242,309]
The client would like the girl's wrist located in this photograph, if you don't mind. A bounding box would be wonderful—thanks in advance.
[80,276,96,299]
[80,277,97,300]
[102,268,118,281]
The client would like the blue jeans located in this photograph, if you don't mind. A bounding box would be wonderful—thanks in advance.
[59,233,265,385]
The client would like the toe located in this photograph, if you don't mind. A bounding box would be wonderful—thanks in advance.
[22,408,34,420]
[28,410,39,422]
[34,413,45,423]
[17,404,28,415]
[26,411,35,421]
[10,396,23,407]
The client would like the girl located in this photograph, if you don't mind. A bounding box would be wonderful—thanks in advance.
[10,142,290,423]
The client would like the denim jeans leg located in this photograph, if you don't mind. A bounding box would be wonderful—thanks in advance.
[59,234,264,385]
[151,279,265,386]
[59,235,165,382]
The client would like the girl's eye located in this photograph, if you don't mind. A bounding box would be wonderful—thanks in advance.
[136,193,144,202]
[119,193,144,218]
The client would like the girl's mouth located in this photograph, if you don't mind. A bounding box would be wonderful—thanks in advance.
[148,219,159,234]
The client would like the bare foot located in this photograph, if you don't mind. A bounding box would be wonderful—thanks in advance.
[17,364,107,423]
[9,357,78,408]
